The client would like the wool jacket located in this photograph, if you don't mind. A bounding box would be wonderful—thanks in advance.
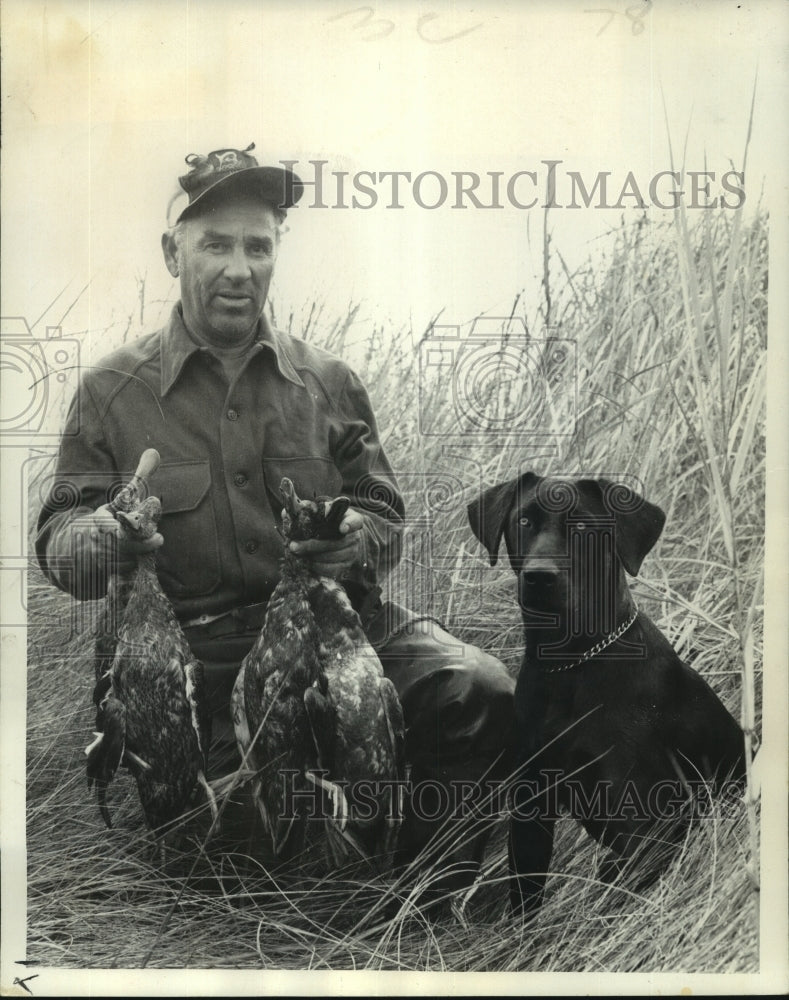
[36,304,405,623]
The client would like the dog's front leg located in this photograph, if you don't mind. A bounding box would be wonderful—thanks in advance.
[509,773,556,918]
[509,816,556,917]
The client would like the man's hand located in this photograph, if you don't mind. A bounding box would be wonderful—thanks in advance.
[288,509,365,578]
[75,503,163,575]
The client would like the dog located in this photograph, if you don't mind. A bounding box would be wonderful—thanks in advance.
[467,472,746,917]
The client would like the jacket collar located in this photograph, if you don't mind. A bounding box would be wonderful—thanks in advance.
[160,303,305,396]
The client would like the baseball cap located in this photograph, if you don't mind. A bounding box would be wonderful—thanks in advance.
[166,143,303,226]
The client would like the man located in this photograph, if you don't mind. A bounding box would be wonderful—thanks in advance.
[36,143,516,893]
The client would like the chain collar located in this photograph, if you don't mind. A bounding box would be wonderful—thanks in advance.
[539,604,639,674]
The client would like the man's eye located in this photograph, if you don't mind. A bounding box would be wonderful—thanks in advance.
[248,243,273,257]
[204,242,227,253]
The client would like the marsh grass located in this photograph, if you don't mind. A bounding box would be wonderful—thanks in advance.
[25,199,765,970]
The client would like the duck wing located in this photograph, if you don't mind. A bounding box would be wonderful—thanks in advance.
[303,677,337,774]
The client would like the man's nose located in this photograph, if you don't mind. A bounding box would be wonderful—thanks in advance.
[224,246,253,280]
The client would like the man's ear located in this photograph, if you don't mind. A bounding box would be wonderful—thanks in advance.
[580,478,666,576]
[467,472,539,567]
[161,231,180,277]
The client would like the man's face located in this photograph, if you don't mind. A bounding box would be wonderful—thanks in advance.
[163,196,280,347]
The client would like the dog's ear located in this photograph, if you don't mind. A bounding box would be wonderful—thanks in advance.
[467,472,539,566]
[582,478,666,576]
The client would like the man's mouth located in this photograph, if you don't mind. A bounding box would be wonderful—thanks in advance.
[214,292,252,304]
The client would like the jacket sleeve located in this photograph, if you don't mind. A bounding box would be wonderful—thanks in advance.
[332,368,405,596]
[35,378,121,600]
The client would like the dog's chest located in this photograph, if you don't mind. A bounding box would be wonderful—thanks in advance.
[517,662,615,757]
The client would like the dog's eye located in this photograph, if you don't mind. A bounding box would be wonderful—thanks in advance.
[518,517,531,528]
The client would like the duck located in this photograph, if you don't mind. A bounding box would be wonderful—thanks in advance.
[233,477,405,870]
[307,571,406,870]
[232,479,345,862]
[85,450,216,848]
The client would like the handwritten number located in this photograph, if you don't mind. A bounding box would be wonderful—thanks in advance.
[328,8,483,44]
[585,1,652,36]
[416,13,484,44]
[585,8,617,36]
[330,4,649,42]
[625,2,651,34]
[326,6,395,40]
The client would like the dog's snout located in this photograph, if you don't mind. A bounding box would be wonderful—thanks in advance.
[521,562,561,586]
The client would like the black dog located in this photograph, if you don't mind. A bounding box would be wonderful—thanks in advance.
[467,472,746,917]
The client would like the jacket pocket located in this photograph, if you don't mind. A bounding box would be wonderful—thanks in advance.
[150,460,221,597]
[262,457,344,515]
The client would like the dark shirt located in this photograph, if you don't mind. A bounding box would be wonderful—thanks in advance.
[35,304,405,622]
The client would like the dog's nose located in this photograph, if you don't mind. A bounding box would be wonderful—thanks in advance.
[522,571,557,587]
[521,562,561,587]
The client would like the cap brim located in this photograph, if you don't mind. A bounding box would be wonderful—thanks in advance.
[175,165,304,223]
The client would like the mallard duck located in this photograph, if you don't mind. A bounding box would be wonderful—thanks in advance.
[232,479,345,862]
[86,452,215,845]
[233,478,405,869]
[307,572,406,870]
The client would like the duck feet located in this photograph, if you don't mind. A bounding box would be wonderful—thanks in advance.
[305,771,348,831]
[197,770,221,832]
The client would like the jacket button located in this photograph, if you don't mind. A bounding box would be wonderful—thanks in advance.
[245,539,259,554]
[233,472,248,487]
[227,408,239,421]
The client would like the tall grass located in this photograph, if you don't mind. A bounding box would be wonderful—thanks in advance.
[26,200,765,971]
